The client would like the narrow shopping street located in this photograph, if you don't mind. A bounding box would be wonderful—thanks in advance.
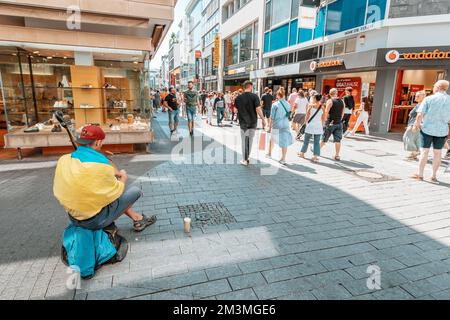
[1,111,450,300]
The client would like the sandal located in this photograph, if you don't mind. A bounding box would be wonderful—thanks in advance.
[311,157,319,163]
[430,177,439,183]
[411,174,423,181]
[298,152,305,159]
[334,155,341,161]
[133,214,157,232]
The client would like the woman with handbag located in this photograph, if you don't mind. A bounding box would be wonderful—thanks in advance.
[266,87,293,165]
[402,90,426,160]
[298,94,326,163]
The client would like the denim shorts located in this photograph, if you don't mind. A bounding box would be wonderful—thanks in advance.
[323,122,343,143]
[186,106,196,122]
[69,186,142,230]
[419,131,447,150]
[168,109,180,125]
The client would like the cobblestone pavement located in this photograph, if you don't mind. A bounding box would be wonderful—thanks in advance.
[1,111,450,300]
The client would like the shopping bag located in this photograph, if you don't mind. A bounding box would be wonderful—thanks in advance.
[259,131,267,151]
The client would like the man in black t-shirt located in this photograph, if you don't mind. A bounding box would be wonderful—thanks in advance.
[321,88,345,161]
[234,81,266,166]
[342,87,355,134]
[163,87,179,135]
[261,87,274,128]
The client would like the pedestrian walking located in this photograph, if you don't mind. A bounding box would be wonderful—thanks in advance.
[293,90,308,137]
[160,88,168,112]
[184,81,200,136]
[288,88,298,129]
[200,90,207,116]
[298,94,326,163]
[163,87,179,136]
[205,92,214,125]
[154,90,161,113]
[342,87,355,134]
[234,80,266,166]
[266,87,293,165]
[214,91,226,127]
[403,91,426,160]
[320,88,345,161]
[176,89,185,119]
[230,92,238,124]
[412,80,450,183]
[261,87,274,131]
[224,91,232,121]
[349,96,371,136]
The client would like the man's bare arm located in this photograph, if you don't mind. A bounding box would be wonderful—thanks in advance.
[256,106,266,128]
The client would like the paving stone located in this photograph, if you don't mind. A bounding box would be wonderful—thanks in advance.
[175,279,232,299]
[216,288,258,300]
[238,259,274,274]
[372,286,414,300]
[228,273,267,291]
[277,291,317,300]
[430,289,450,300]
[400,279,443,298]
[311,284,353,300]
[206,264,242,281]
[320,257,354,271]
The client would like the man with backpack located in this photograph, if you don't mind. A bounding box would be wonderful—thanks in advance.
[53,125,157,232]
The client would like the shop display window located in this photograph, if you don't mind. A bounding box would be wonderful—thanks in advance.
[1,48,150,139]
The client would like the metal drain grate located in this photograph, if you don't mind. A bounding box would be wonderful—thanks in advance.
[357,149,396,157]
[346,169,400,183]
[178,202,236,228]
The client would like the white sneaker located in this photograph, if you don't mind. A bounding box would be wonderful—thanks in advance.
[240,160,249,166]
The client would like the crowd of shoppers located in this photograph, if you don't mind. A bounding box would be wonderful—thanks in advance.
[148,78,450,181]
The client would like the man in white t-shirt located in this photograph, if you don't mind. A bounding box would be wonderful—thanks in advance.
[293,90,308,134]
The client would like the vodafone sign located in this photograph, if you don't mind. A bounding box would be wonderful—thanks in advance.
[385,49,450,64]
[385,50,400,63]
[309,59,344,72]
[309,61,318,71]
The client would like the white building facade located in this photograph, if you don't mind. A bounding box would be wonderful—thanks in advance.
[219,0,265,94]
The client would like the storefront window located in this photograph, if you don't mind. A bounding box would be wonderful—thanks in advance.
[270,23,289,52]
[265,1,272,31]
[333,41,345,56]
[1,47,148,138]
[240,25,253,62]
[325,0,366,36]
[274,55,287,66]
[367,0,386,23]
[234,0,240,11]
[190,1,203,30]
[297,47,319,62]
[345,37,357,53]
[253,22,259,59]
[264,32,270,53]
[291,0,299,19]
[323,43,333,57]
[313,5,326,39]
[272,0,291,27]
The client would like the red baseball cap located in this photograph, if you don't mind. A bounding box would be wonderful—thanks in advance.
[76,125,106,145]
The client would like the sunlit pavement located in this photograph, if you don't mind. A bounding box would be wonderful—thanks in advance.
[1,111,450,300]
